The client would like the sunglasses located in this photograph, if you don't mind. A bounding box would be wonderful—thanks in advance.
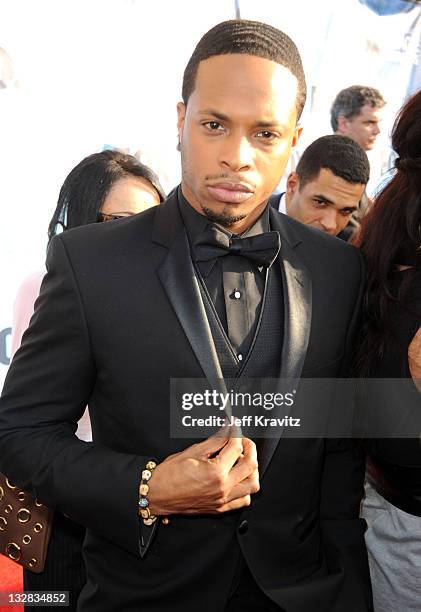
[96,212,135,223]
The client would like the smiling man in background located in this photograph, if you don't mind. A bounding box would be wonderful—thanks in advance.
[0,20,371,612]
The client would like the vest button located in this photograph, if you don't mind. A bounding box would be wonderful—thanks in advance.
[238,520,248,535]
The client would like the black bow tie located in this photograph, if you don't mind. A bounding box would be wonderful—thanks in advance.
[193,225,281,276]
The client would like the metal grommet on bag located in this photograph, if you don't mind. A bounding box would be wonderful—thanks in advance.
[6,542,21,561]
[0,473,54,573]
[17,508,31,523]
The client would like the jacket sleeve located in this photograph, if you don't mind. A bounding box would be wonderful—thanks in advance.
[320,249,373,611]
[0,235,156,558]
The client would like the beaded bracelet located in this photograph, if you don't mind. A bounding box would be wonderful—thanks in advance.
[138,461,158,526]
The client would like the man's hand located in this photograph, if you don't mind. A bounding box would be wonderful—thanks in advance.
[147,432,259,516]
[408,327,421,392]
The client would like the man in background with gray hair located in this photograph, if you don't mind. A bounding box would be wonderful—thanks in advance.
[330,85,386,237]
[331,85,385,151]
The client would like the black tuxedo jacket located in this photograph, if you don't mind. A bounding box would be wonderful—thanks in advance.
[0,191,371,612]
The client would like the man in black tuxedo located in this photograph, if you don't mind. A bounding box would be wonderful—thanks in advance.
[0,20,371,612]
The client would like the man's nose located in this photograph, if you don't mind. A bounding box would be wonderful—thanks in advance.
[220,135,254,172]
[320,210,338,235]
[373,123,380,135]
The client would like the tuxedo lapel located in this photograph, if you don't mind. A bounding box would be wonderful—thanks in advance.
[270,206,312,382]
[259,209,312,477]
[279,246,312,382]
[154,194,224,391]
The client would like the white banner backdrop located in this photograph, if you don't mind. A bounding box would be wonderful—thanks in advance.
[238,0,421,192]
[0,0,420,389]
[0,0,236,388]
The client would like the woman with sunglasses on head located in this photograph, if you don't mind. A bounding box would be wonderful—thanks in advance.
[12,150,165,354]
[354,90,421,612]
[9,150,165,610]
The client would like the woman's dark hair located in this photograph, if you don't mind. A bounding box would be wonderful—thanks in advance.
[354,89,421,374]
[48,150,166,242]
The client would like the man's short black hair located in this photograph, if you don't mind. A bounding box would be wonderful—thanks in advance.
[330,85,385,132]
[296,135,370,188]
[182,19,307,120]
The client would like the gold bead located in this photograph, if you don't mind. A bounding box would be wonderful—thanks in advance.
[162,517,170,526]
[146,461,156,471]
[140,508,150,519]
[143,517,157,526]
[139,484,149,496]
[142,469,152,481]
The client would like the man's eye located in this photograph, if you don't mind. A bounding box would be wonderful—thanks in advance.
[341,210,354,216]
[313,199,326,208]
[257,130,276,140]
[204,121,223,131]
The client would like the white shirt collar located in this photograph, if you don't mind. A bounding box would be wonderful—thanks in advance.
[278,192,287,215]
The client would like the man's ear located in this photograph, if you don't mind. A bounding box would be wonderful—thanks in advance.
[336,114,348,134]
[286,171,300,195]
[292,124,303,148]
[177,102,186,146]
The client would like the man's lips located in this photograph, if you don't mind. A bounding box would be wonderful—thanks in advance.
[206,183,254,204]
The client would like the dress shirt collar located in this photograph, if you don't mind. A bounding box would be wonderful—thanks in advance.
[278,192,287,215]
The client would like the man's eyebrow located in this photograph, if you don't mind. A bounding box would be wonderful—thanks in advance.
[254,120,284,128]
[313,194,334,205]
[198,109,230,122]
[197,109,283,128]
[313,194,358,211]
